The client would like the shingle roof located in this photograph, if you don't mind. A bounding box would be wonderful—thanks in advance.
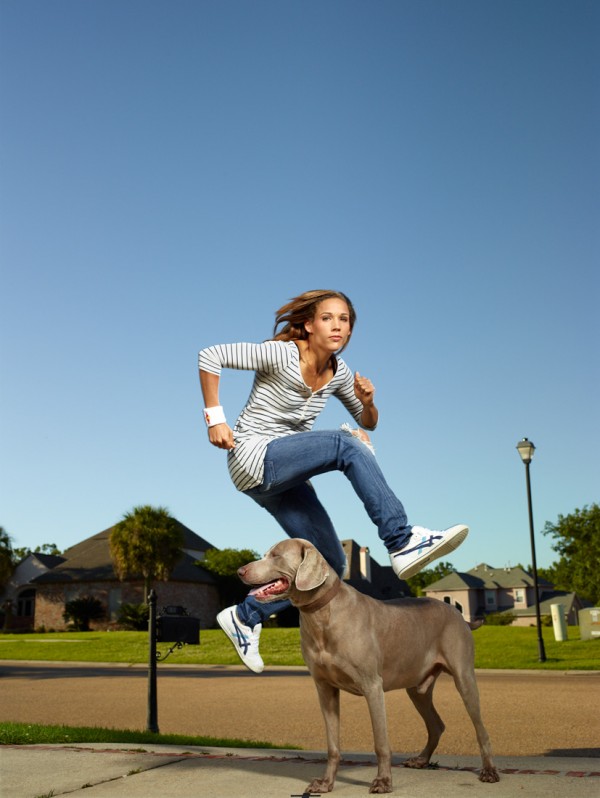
[33,520,216,585]
[31,553,66,569]
[510,591,589,617]
[426,563,553,592]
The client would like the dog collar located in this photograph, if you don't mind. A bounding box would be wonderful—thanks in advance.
[300,578,342,613]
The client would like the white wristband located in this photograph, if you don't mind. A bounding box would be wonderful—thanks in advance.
[204,405,227,427]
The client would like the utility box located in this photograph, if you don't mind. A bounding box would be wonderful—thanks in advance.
[579,607,600,641]
[156,605,200,645]
[550,603,567,641]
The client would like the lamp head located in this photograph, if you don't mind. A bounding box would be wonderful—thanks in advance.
[516,437,535,465]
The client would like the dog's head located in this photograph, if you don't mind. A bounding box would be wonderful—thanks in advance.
[237,538,330,606]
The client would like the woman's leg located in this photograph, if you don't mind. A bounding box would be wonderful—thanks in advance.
[254,429,412,553]
[256,430,468,580]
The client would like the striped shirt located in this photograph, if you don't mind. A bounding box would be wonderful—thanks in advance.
[198,341,369,492]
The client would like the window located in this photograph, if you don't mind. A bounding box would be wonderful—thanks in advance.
[17,589,35,617]
[486,590,496,606]
[514,589,524,603]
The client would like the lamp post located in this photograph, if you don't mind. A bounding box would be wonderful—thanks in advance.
[516,438,546,663]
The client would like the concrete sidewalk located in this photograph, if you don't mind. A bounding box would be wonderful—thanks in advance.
[1,743,599,798]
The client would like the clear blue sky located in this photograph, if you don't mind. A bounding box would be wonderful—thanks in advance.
[1,1,598,574]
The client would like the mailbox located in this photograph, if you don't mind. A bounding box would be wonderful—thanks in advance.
[156,605,200,645]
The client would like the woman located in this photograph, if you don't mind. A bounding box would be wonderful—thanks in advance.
[199,289,468,673]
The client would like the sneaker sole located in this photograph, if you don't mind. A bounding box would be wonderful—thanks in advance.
[395,525,469,580]
[217,610,264,674]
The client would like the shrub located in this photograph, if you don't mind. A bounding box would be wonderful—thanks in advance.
[63,596,105,631]
[117,603,149,631]
[485,611,516,626]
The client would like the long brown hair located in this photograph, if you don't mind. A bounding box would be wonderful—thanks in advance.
[272,290,356,354]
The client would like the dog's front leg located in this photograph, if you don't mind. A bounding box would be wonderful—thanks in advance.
[364,681,392,794]
[306,681,340,794]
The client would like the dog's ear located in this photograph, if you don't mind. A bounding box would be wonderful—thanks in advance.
[295,544,329,592]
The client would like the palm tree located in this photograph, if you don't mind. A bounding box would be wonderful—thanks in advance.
[0,527,15,588]
[109,505,184,601]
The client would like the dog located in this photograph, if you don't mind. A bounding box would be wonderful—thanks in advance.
[238,538,499,794]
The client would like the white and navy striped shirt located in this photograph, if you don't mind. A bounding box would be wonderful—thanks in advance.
[198,341,369,492]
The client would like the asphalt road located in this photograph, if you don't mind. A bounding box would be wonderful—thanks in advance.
[1,661,598,759]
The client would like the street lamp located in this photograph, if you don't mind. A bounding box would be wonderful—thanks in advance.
[516,438,546,662]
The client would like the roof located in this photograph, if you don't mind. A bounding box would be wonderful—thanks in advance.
[30,553,66,569]
[509,591,592,617]
[426,563,553,592]
[33,520,216,585]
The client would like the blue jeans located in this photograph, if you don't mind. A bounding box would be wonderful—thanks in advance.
[235,429,412,628]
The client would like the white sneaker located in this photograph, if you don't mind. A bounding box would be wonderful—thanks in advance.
[217,606,264,673]
[390,524,469,580]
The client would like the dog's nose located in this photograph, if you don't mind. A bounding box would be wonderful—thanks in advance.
[237,565,247,578]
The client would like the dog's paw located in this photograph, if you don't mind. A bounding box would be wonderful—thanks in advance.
[403,755,429,769]
[479,766,500,783]
[369,776,392,793]
[307,777,334,793]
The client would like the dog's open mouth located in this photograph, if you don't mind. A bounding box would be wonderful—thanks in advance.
[248,578,290,600]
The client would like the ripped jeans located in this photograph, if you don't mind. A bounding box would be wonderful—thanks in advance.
[235,428,412,628]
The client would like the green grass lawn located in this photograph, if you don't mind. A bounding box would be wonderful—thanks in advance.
[0,720,293,748]
[0,625,598,669]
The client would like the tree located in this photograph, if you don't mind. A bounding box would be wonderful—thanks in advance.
[405,561,456,597]
[12,543,62,562]
[109,505,184,601]
[201,547,260,606]
[542,504,600,606]
[0,527,15,588]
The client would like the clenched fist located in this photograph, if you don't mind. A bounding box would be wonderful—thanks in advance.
[354,371,375,407]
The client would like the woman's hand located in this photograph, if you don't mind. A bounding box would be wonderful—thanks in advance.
[354,371,375,406]
[208,423,236,450]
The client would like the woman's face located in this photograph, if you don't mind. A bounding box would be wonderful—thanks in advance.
[304,298,352,353]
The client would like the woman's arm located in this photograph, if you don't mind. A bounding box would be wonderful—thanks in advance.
[354,371,379,429]
[199,370,235,450]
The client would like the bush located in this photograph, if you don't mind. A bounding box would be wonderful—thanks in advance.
[117,603,149,631]
[63,596,105,631]
[485,611,516,626]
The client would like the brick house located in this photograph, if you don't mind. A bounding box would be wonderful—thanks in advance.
[1,552,66,631]
[30,521,220,631]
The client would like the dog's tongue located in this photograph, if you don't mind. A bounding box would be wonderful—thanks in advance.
[248,579,287,597]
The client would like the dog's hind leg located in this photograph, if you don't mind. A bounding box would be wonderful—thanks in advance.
[306,681,341,794]
[452,668,499,783]
[404,681,445,769]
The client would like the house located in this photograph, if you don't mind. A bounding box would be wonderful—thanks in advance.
[6,525,410,632]
[425,563,587,626]
[29,521,220,631]
[1,552,66,631]
[509,590,589,627]
[342,540,410,600]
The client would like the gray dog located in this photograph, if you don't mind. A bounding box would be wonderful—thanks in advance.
[238,537,500,794]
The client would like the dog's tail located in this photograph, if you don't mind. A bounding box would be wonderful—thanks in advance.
[467,619,484,631]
